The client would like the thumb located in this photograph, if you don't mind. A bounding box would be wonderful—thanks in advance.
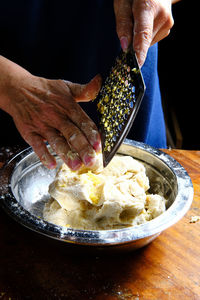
[64,74,102,102]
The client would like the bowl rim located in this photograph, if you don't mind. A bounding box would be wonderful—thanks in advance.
[0,139,194,246]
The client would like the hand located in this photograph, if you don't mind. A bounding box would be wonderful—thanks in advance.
[0,57,102,170]
[114,0,174,67]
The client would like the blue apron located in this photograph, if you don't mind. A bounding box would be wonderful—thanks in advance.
[0,0,166,148]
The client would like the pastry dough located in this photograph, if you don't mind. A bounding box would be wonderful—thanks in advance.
[43,154,167,230]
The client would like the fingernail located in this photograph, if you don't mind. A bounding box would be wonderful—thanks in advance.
[48,162,57,169]
[90,130,101,152]
[92,141,101,152]
[83,151,96,167]
[120,36,128,52]
[67,158,82,170]
[41,154,56,169]
[66,151,82,170]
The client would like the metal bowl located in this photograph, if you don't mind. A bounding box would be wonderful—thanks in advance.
[0,139,193,252]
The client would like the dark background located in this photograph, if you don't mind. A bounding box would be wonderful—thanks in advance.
[158,0,196,149]
[0,0,197,150]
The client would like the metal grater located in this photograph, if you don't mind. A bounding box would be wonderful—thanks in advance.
[96,48,145,167]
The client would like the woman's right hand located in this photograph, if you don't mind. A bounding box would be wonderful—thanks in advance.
[0,56,102,170]
[114,0,174,67]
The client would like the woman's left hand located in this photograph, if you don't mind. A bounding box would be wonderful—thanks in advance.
[114,0,174,67]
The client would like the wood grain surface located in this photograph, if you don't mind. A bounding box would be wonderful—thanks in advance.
[0,149,200,300]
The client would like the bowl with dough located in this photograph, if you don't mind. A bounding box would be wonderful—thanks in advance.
[0,139,193,252]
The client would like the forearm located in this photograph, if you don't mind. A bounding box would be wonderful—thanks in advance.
[172,0,181,3]
[0,55,31,114]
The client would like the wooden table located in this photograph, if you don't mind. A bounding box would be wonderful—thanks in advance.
[0,149,200,300]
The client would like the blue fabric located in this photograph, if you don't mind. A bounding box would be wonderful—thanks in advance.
[0,0,166,148]
[129,44,167,148]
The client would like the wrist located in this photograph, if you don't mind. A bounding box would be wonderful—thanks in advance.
[0,56,31,114]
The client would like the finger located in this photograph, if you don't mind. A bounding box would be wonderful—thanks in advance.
[151,7,174,45]
[80,121,101,153]
[64,74,102,102]
[151,28,171,45]
[26,132,57,169]
[45,129,82,170]
[114,0,133,52]
[58,119,97,167]
[59,98,101,152]
[132,0,154,67]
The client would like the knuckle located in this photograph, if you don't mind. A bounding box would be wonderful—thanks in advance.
[133,0,156,14]
[142,28,152,42]
[46,130,69,158]
[20,126,35,143]
[116,20,132,37]
[117,16,130,25]
[69,132,88,151]
[144,0,157,13]
[79,144,92,158]
[166,15,174,30]
[54,140,69,157]
[68,131,82,144]
[80,121,98,140]
[134,27,152,43]
[64,126,79,141]
[67,129,92,157]
[165,29,171,39]
[114,0,132,13]
[59,120,71,135]
[68,106,79,119]
[61,122,88,149]
[80,121,95,132]
[30,135,43,149]
[160,6,174,29]
[49,135,63,149]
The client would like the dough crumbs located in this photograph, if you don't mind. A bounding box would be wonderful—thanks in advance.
[189,216,200,223]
